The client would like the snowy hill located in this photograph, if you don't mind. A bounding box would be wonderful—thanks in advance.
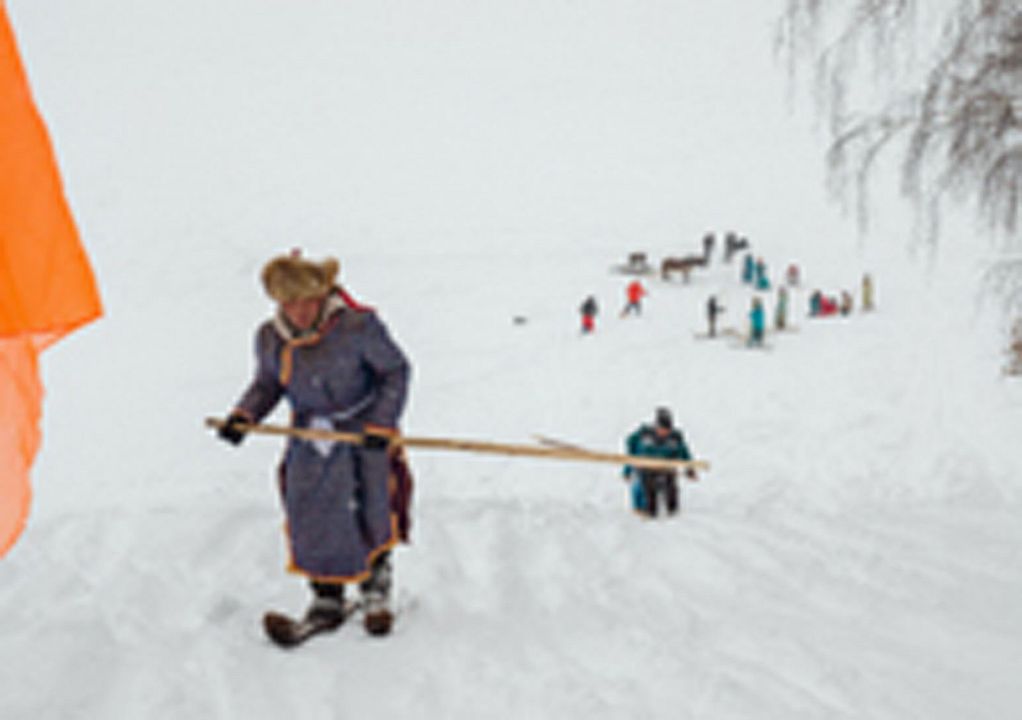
[3,1,1022,718]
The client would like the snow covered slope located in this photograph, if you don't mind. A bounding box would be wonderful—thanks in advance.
[2,1,1021,718]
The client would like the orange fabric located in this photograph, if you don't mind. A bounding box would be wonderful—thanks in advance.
[626,281,646,303]
[0,5,102,557]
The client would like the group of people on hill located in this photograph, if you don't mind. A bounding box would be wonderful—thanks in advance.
[707,250,876,346]
[582,230,751,334]
[578,278,649,333]
[210,249,705,646]
[808,273,875,317]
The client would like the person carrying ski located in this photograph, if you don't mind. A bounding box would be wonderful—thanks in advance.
[580,295,598,333]
[217,251,412,640]
[748,296,766,346]
[706,294,725,337]
[622,407,695,517]
[621,279,647,316]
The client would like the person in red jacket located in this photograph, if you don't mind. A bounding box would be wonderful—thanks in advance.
[621,279,647,317]
[579,295,598,333]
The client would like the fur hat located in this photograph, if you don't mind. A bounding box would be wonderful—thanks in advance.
[261,254,340,302]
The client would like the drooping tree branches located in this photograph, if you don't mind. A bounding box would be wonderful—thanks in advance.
[778,0,1022,247]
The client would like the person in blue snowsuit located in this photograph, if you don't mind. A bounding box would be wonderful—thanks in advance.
[622,408,695,517]
[741,253,755,284]
[754,257,770,290]
[748,296,766,346]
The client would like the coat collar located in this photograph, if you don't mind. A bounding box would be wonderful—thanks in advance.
[271,292,347,343]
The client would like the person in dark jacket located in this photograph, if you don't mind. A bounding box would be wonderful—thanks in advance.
[217,251,412,636]
[622,407,696,517]
[706,294,725,337]
[580,295,598,333]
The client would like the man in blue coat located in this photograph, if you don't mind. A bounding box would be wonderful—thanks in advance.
[218,252,411,638]
[623,408,695,517]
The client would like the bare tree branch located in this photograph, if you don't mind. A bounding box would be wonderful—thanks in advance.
[778,0,1022,248]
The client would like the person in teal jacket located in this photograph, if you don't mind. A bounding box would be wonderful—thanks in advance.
[622,408,695,517]
[748,297,766,346]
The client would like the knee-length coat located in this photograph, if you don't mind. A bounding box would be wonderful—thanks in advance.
[233,291,410,583]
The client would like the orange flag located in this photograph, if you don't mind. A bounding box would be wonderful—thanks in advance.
[0,4,102,556]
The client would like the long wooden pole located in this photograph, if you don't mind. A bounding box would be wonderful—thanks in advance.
[205,418,709,473]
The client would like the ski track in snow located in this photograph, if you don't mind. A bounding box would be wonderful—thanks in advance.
[3,0,1022,718]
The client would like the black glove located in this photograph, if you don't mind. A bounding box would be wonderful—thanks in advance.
[362,427,392,452]
[218,412,249,446]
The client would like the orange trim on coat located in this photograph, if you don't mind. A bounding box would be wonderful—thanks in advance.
[276,312,343,386]
[280,456,405,586]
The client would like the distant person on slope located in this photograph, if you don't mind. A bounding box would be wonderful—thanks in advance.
[754,257,770,291]
[216,251,412,641]
[622,407,696,518]
[621,279,647,317]
[839,290,854,316]
[748,296,766,346]
[741,253,755,284]
[774,286,789,331]
[861,273,875,312]
[580,294,599,333]
[706,294,725,337]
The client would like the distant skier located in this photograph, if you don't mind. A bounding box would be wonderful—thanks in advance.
[622,407,696,517]
[861,273,875,312]
[748,296,766,346]
[839,290,854,316]
[621,279,647,316]
[706,294,725,337]
[579,295,598,333]
[785,263,801,287]
[754,257,770,291]
[702,232,716,264]
[741,253,755,284]
[774,286,789,331]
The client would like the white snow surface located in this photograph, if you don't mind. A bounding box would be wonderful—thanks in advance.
[3,1,1022,718]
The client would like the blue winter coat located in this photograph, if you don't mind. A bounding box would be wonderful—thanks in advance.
[623,425,691,475]
[234,293,410,583]
[741,255,755,283]
[623,424,692,510]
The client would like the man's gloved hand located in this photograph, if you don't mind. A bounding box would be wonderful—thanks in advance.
[622,466,633,480]
[362,425,394,452]
[685,468,698,481]
[218,412,249,446]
